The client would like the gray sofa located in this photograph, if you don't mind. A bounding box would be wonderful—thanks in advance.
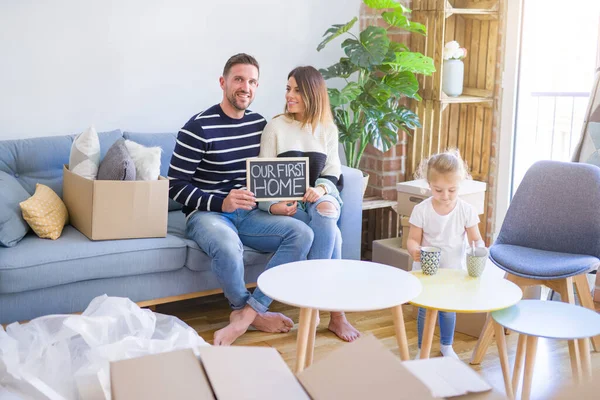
[0,130,363,324]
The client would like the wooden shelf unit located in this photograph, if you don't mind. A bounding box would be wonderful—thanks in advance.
[408,0,503,242]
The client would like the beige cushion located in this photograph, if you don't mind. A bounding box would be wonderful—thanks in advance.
[20,184,69,240]
[70,126,101,180]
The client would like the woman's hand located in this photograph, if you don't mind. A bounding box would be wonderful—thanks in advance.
[303,186,325,203]
[269,201,297,216]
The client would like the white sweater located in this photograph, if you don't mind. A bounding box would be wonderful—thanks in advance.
[258,115,343,210]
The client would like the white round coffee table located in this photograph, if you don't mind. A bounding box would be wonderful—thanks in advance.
[257,259,422,372]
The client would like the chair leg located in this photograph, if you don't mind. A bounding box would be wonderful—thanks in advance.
[573,274,600,352]
[470,313,494,365]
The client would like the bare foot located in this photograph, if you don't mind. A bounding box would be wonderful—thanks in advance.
[251,312,294,333]
[213,305,257,346]
[328,312,360,342]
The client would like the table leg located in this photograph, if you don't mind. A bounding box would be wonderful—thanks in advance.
[470,313,495,365]
[512,334,527,399]
[493,320,514,400]
[420,309,438,359]
[578,338,592,382]
[391,305,410,361]
[522,335,538,400]
[305,309,319,369]
[296,308,313,373]
[568,339,582,383]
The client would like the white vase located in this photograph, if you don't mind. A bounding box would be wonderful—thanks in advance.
[442,59,464,97]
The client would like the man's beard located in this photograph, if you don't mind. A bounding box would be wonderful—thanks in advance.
[226,90,252,111]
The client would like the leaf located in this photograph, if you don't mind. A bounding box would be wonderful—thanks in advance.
[384,51,436,75]
[319,58,359,80]
[383,71,419,99]
[361,80,392,106]
[317,17,357,51]
[342,26,390,69]
[381,10,426,35]
[340,82,362,103]
[364,0,410,12]
[383,41,410,64]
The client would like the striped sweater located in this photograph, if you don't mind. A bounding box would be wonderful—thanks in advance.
[167,104,266,217]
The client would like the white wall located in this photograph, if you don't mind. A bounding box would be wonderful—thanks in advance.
[0,0,361,139]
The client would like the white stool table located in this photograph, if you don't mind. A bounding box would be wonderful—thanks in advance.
[492,300,600,400]
[257,259,422,372]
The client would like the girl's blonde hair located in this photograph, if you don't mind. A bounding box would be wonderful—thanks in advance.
[283,66,333,130]
[415,149,471,182]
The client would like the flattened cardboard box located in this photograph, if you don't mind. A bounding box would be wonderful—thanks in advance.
[63,165,168,240]
[110,335,505,400]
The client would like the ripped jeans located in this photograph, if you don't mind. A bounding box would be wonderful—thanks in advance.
[292,194,342,260]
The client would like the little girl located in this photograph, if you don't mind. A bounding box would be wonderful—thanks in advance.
[406,150,484,359]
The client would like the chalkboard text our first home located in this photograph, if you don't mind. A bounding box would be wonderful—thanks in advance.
[246,158,309,201]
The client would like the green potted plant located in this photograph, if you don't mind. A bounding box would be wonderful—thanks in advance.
[317,0,435,190]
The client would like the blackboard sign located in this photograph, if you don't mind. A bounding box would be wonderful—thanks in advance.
[246,157,309,201]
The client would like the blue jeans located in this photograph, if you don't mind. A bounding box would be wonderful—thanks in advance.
[417,308,456,347]
[292,195,342,260]
[186,208,313,313]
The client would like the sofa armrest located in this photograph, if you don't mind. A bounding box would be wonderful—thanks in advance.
[339,166,363,260]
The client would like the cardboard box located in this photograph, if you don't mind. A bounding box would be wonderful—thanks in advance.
[401,215,410,249]
[63,165,168,240]
[373,237,413,271]
[110,335,505,400]
[396,179,487,217]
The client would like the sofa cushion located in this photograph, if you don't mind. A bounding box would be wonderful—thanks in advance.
[20,183,69,240]
[123,132,181,211]
[0,130,123,197]
[0,226,187,294]
[69,126,101,180]
[97,139,136,181]
[0,171,30,247]
[166,210,273,272]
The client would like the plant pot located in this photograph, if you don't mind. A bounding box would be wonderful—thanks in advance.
[442,59,464,97]
[361,172,369,198]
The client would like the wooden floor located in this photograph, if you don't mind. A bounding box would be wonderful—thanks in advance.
[157,295,600,400]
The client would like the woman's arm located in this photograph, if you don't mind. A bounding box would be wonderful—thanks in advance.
[407,224,423,262]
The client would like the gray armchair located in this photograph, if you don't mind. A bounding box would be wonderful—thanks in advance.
[471,160,600,370]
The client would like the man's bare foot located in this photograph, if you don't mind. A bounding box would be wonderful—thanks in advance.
[328,312,360,342]
[251,312,294,333]
[213,305,257,346]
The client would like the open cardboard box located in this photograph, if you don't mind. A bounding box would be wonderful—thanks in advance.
[63,165,168,240]
[110,335,505,400]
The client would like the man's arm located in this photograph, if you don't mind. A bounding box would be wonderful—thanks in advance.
[168,127,225,212]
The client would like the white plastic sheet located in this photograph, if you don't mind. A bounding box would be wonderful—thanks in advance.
[0,295,208,400]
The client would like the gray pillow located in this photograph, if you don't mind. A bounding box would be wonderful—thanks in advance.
[0,171,30,247]
[98,139,136,181]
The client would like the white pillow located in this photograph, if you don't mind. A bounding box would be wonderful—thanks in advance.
[124,140,162,180]
[70,126,101,180]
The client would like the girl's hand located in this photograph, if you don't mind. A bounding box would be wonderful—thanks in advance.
[410,247,421,262]
[303,186,325,203]
[269,201,297,216]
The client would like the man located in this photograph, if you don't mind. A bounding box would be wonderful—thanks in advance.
[168,53,313,346]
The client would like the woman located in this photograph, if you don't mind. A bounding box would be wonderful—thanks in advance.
[258,66,360,342]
